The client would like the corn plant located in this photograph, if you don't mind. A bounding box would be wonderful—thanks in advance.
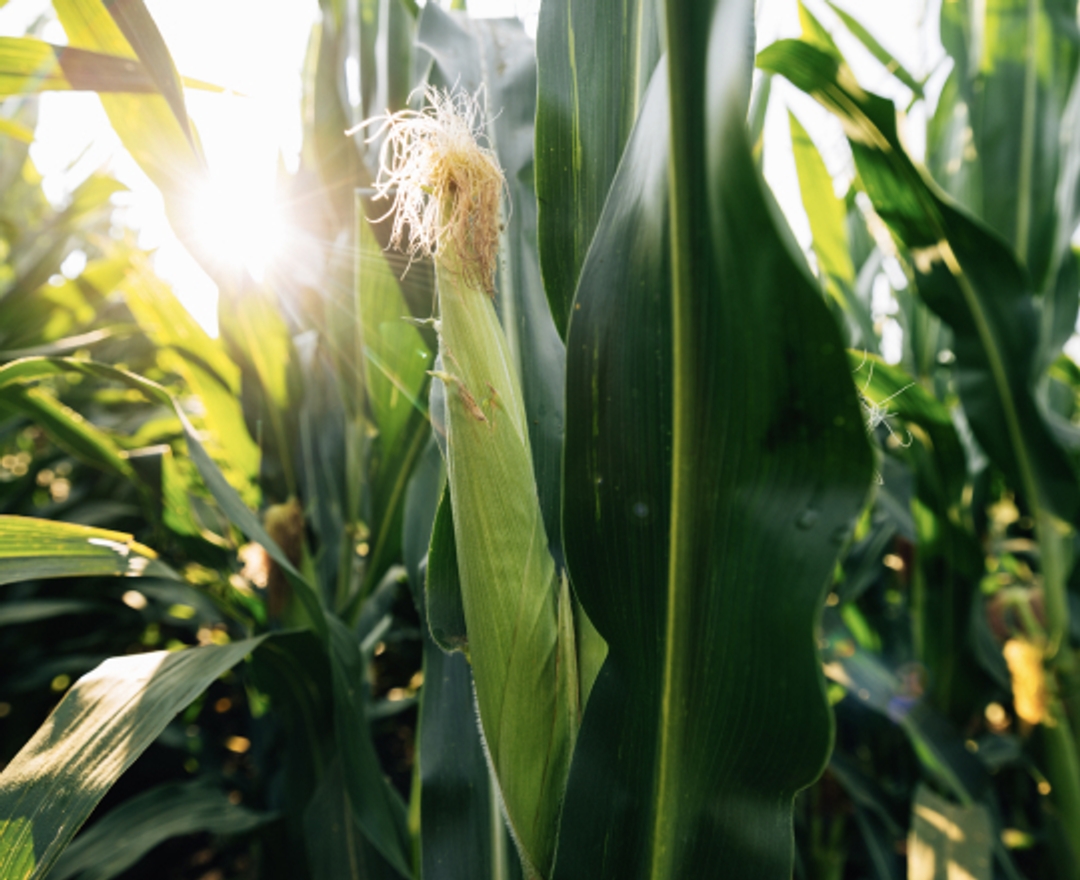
[2,0,1079,878]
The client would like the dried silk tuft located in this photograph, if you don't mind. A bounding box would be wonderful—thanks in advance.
[356,86,506,295]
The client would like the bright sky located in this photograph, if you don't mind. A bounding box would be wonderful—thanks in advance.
[0,0,940,346]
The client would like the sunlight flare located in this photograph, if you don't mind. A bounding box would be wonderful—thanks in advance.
[189,169,288,283]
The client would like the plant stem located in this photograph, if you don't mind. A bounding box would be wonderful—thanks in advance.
[1043,698,1080,877]
[1015,0,1039,263]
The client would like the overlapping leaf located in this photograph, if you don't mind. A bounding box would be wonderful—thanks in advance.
[52,0,206,225]
[0,37,220,97]
[550,0,872,875]
[0,516,172,585]
[534,0,662,335]
[0,639,264,880]
[51,780,271,880]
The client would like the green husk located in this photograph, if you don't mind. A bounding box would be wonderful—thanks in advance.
[434,253,577,877]
[367,85,580,879]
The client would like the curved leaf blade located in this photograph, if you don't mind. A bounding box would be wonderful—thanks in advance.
[326,616,413,878]
[51,780,271,880]
[0,384,138,483]
[822,1,925,98]
[0,516,172,585]
[552,3,872,876]
[0,37,193,96]
[99,0,194,148]
[534,0,662,335]
[53,0,205,217]
[789,110,854,287]
[303,760,400,880]
[0,638,264,880]
[0,600,102,626]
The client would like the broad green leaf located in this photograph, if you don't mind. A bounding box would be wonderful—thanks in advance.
[217,279,297,494]
[357,214,430,457]
[823,1,925,98]
[424,487,466,652]
[349,208,433,604]
[304,760,400,880]
[0,638,263,880]
[789,106,875,351]
[99,0,194,148]
[551,2,872,876]
[797,2,840,55]
[926,66,979,211]
[218,282,292,419]
[0,178,128,330]
[168,341,255,452]
[535,0,662,335]
[0,36,221,100]
[0,600,102,626]
[119,258,239,391]
[0,384,138,482]
[51,780,271,880]
[326,615,413,878]
[0,516,173,585]
[789,111,854,288]
[0,37,171,96]
[159,448,222,543]
[417,639,521,880]
[157,348,259,500]
[0,252,131,352]
[53,0,206,224]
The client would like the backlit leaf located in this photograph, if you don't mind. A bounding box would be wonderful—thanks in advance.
[0,639,264,880]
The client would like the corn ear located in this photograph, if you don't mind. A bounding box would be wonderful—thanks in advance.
[363,86,580,878]
[432,252,577,879]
